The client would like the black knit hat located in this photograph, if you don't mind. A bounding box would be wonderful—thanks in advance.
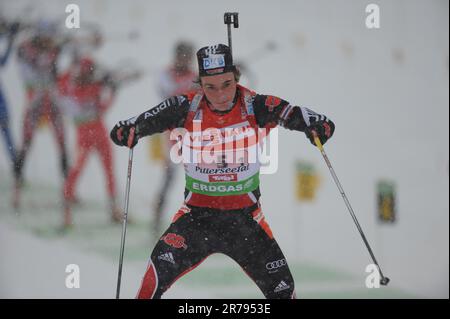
[196,44,235,76]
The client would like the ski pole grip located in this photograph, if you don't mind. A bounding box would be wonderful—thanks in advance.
[224,12,239,28]
[313,133,324,151]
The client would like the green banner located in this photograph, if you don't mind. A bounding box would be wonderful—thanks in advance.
[185,174,260,196]
[377,180,397,223]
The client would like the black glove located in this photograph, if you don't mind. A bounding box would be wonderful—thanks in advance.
[305,120,335,146]
[110,118,139,148]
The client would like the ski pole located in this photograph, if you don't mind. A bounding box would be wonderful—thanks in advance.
[224,12,239,56]
[116,147,134,298]
[313,133,390,286]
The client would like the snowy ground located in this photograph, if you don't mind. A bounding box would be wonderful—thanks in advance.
[0,175,417,298]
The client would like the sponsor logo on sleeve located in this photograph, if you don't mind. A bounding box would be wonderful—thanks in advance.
[265,96,282,112]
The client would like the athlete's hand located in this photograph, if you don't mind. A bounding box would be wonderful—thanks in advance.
[110,118,139,148]
[305,120,335,146]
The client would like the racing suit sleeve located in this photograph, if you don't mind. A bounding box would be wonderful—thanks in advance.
[252,94,335,133]
[132,95,191,137]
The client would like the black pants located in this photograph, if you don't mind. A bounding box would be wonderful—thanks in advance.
[137,204,295,299]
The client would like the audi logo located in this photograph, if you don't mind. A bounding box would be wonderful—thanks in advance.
[266,259,287,270]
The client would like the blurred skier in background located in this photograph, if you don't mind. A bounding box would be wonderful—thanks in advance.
[149,40,198,238]
[13,20,71,209]
[59,55,141,228]
[0,19,19,177]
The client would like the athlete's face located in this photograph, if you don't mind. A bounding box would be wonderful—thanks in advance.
[200,72,237,112]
